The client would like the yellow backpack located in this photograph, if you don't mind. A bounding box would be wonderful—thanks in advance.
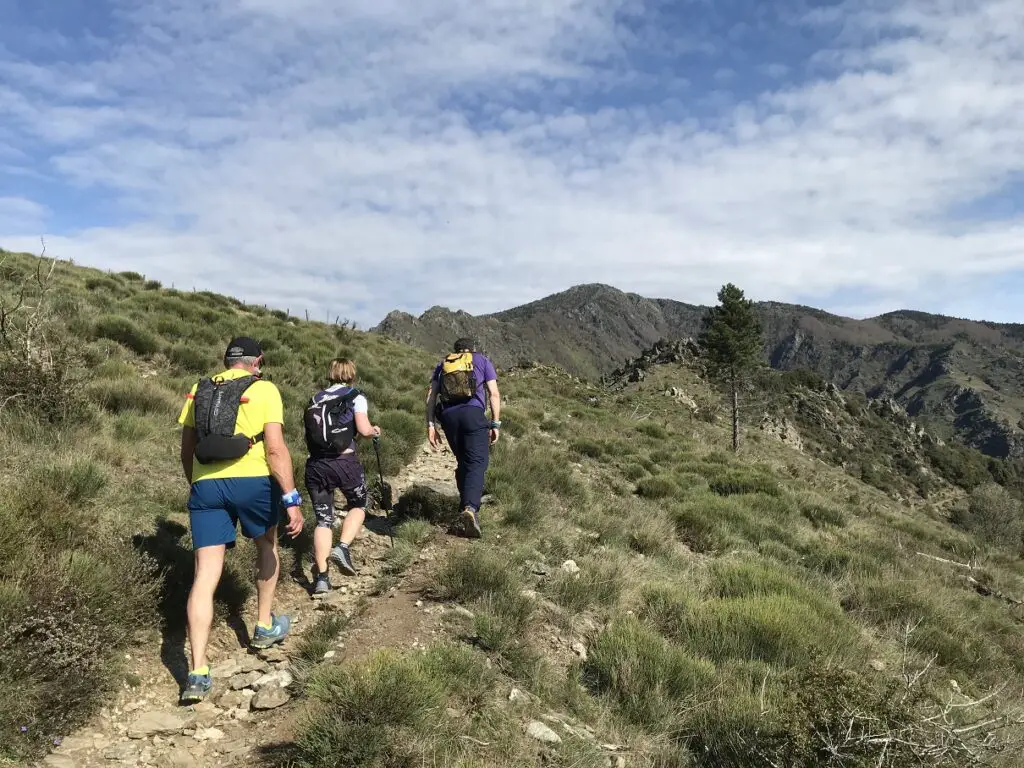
[439,352,477,405]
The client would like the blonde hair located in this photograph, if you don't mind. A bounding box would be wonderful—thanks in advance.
[328,358,356,384]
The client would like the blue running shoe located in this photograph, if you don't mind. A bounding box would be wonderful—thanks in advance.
[251,614,291,649]
[329,544,357,576]
[180,671,212,703]
[312,570,331,597]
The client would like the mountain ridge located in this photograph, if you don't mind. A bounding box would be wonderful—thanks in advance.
[373,284,1024,459]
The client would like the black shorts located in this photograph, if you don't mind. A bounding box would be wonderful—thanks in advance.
[304,454,368,528]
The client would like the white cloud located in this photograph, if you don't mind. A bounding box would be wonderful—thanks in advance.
[2,0,1024,325]
[0,197,47,234]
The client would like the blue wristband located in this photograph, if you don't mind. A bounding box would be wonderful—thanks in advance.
[281,489,302,507]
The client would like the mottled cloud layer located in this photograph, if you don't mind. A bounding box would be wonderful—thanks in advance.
[2,0,1023,324]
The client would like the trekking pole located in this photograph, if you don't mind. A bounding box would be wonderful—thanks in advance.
[372,436,395,547]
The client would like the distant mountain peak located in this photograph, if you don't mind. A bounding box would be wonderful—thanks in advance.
[372,283,1024,459]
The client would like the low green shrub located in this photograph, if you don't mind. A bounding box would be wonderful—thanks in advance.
[952,483,1024,553]
[639,583,699,637]
[30,459,107,505]
[0,352,87,424]
[708,558,833,610]
[473,589,535,656]
[582,615,715,727]
[380,539,416,576]
[499,486,544,527]
[294,614,349,667]
[671,499,736,553]
[626,509,677,556]
[637,421,668,439]
[429,546,519,603]
[683,594,861,668]
[707,468,780,497]
[569,438,607,459]
[621,462,647,481]
[637,475,678,499]
[498,409,527,438]
[84,276,128,295]
[0,480,158,760]
[93,315,159,356]
[290,650,447,766]
[393,518,433,548]
[548,556,625,613]
[799,500,848,528]
[112,412,157,441]
[372,409,423,476]
[86,377,179,416]
[168,343,212,374]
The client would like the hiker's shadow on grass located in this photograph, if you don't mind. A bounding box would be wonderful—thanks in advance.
[132,518,251,693]
[393,483,463,535]
[277,519,314,591]
[362,511,396,537]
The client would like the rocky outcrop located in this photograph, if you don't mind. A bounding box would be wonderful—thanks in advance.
[605,338,701,390]
[665,387,699,412]
[759,413,803,451]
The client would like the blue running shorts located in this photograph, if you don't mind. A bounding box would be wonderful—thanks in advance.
[187,476,282,549]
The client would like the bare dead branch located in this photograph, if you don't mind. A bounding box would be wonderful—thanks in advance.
[0,238,60,360]
[916,551,974,570]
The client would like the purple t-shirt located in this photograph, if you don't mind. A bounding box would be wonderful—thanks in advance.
[432,352,497,411]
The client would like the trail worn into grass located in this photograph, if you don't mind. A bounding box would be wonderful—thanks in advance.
[35,442,460,768]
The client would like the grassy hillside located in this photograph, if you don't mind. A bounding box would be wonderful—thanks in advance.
[375,283,1024,459]
[0,249,434,762]
[4,249,1024,766]
[270,359,1024,766]
[605,339,1024,506]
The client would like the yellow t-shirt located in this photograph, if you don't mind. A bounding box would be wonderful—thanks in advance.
[178,369,284,482]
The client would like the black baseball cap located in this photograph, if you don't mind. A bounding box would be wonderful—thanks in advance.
[224,336,263,362]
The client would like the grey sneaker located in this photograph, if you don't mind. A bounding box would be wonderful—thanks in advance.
[462,507,482,539]
[180,671,212,703]
[312,570,331,597]
[251,614,291,649]
[329,544,357,576]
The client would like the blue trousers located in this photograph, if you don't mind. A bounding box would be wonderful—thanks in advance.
[439,406,490,512]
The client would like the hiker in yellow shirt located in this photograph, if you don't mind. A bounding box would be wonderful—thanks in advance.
[176,336,304,703]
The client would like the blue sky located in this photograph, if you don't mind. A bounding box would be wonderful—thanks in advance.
[2,0,1024,326]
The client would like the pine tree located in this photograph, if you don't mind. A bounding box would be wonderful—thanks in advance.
[698,283,763,451]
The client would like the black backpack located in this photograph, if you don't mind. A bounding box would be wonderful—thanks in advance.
[193,375,264,465]
[304,387,360,457]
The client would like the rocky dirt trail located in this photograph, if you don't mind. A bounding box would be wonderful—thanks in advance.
[35,443,460,768]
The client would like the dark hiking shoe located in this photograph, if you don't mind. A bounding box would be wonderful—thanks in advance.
[312,571,332,597]
[251,614,291,649]
[329,544,357,576]
[180,671,212,703]
[462,507,482,539]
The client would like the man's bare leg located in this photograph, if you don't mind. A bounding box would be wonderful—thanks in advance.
[313,525,333,574]
[186,544,226,670]
[255,528,279,627]
[339,507,365,546]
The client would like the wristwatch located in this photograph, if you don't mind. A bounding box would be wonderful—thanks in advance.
[490,420,502,429]
[281,489,303,507]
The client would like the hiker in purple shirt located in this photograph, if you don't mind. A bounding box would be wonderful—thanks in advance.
[426,337,501,538]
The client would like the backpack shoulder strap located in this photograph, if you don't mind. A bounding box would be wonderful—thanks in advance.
[235,376,264,444]
[337,386,362,403]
